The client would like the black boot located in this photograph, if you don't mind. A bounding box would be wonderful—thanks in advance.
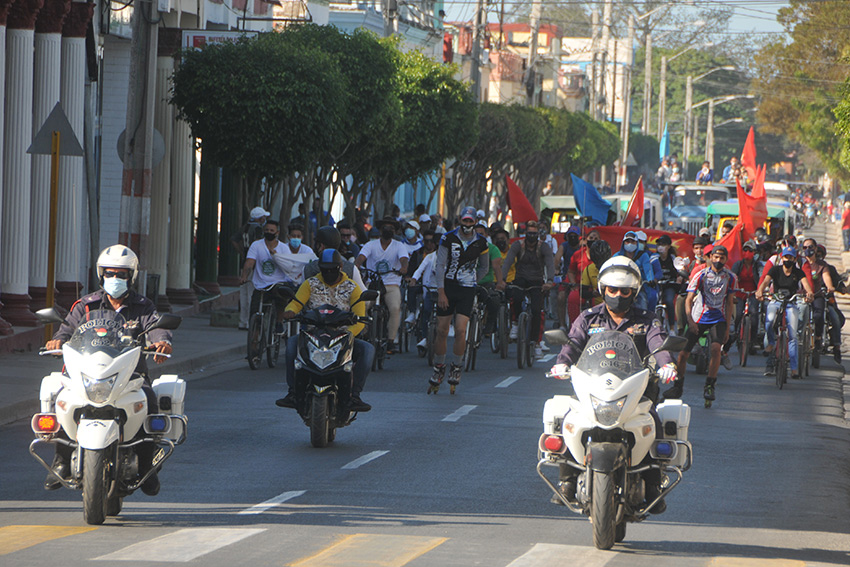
[704,377,716,401]
[137,443,160,496]
[662,379,683,400]
[44,453,70,491]
[275,391,298,408]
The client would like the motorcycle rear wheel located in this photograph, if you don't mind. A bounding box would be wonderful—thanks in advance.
[591,470,618,550]
[310,396,331,448]
[82,448,109,525]
[106,494,123,517]
[615,521,627,543]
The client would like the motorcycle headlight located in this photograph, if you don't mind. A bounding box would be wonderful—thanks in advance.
[82,372,118,404]
[590,395,626,427]
[307,342,342,370]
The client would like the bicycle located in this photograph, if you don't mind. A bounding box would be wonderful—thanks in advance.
[766,291,802,390]
[655,280,679,336]
[796,295,813,378]
[247,283,293,370]
[487,288,509,359]
[463,287,489,372]
[506,284,543,369]
[736,291,757,368]
[360,268,390,371]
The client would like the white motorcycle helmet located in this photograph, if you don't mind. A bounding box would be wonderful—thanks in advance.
[597,256,642,297]
[96,245,139,284]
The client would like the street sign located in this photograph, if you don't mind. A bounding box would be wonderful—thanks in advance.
[27,103,83,157]
[181,30,258,50]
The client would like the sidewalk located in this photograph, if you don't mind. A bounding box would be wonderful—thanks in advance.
[822,219,850,421]
[0,289,247,426]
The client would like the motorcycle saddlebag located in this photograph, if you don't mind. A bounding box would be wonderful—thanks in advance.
[656,399,690,442]
[151,375,186,441]
[40,372,64,413]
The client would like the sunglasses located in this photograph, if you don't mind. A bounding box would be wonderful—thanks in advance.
[802,245,814,250]
[103,270,130,280]
[605,287,633,297]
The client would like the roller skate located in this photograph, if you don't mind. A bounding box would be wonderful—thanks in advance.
[447,362,462,395]
[703,377,716,408]
[428,363,446,394]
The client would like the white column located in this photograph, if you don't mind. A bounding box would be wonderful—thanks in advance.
[1,27,37,325]
[29,31,62,308]
[166,117,196,304]
[55,32,86,307]
[149,55,173,310]
[0,21,10,334]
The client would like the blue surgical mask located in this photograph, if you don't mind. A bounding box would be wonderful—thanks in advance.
[404,228,416,239]
[624,242,637,253]
[103,277,128,298]
[289,238,301,248]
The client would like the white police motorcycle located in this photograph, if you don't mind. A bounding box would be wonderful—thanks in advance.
[30,309,186,525]
[537,329,692,549]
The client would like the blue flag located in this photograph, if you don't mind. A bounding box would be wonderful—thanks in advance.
[570,173,611,226]
[659,123,669,163]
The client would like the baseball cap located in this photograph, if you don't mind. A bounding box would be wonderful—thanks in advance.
[711,245,728,256]
[656,234,672,246]
[698,227,711,237]
[460,206,476,221]
[476,209,486,219]
[624,231,638,241]
[250,206,270,221]
[419,214,431,223]
[566,226,581,235]
[635,231,647,242]
[781,246,797,258]
[743,239,757,251]
[406,220,420,230]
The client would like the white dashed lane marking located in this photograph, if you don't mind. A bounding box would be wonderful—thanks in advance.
[442,405,477,422]
[341,450,390,470]
[496,376,522,388]
[238,490,307,515]
[94,528,266,562]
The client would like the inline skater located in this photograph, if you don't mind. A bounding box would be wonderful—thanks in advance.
[429,207,490,393]
[665,246,737,406]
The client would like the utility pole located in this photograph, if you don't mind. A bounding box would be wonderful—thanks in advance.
[642,32,652,134]
[590,9,599,119]
[684,75,693,176]
[525,0,542,106]
[471,0,485,103]
[383,0,396,37]
[618,16,635,190]
[657,54,667,139]
[705,98,715,167]
[599,0,612,187]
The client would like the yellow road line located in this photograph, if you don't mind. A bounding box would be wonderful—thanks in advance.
[0,525,97,556]
[289,534,448,567]
[708,558,807,567]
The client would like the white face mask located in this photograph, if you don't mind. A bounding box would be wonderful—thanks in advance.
[103,277,128,298]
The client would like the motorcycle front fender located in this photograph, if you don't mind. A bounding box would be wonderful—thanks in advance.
[76,419,120,450]
[586,442,627,473]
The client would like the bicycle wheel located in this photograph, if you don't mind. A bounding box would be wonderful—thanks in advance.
[776,330,787,390]
[377,307,387,370]
[370,310,380,372]
[517,312,528,369]
[801,326,810,377]
[465,311,478,372]
[399,302,409,353]
[427,318,436,367]
[266,305,280,368]
[739,317,750,368]
[247,313,264,370]
[812,337,821,369]
[498,304,508,359]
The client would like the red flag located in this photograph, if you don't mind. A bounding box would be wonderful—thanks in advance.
[736,178,767,242]
[505,175,539,224]
[740,126,757,182]
[750,164,767,200]
[621,176,644,228]
[593,225,695,260]
[705,223,744,266]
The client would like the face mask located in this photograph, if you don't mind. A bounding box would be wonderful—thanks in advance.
[461,224,474,235]
[264,232,276,241]
[803,248,814,257]
[624,242,637,253]
[657,245,668,255]
[603,293,634,313]
[321,268,341,283]
[783,260,795,268]
[381,229,395,240]
[404,228,416,239]
[743,250,754,260]
[638,242,646,251]
[567,235,580,247]
[103,277,128,299]
[495,240,508,251]
[350,235,357,244]
[526,233,538,243]
[816,254,825,261]
[712,260,725,271]
[289,237,301,248]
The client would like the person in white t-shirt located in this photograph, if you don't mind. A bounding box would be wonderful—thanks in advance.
[274,223,317,285]
[240,220,292,330]
[355,216,410,353]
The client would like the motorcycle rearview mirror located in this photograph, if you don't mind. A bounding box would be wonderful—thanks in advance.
[543,329,568,346]
[357,290,379,303]
[147,313,182,332]
[35,308,65,325]
[650,335,688,355]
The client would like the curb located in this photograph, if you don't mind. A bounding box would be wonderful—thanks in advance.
[0,344,247,427]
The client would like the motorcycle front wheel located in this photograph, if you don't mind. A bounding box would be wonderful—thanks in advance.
[310,396,330,448]
[82,448,109,525]
[591,470,618,550]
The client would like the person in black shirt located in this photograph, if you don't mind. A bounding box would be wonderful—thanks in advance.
[651,234,680,330]
[756,247,814,378]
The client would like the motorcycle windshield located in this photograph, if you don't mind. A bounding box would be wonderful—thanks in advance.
[574,330,643,379]
[65,310,135,358]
